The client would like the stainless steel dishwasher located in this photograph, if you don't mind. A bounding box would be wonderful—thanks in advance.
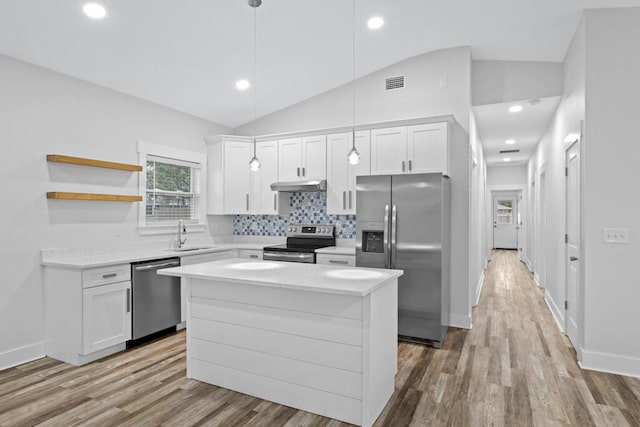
[131,257,181,341]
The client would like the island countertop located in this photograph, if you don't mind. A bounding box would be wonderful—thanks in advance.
[158,258,403,297]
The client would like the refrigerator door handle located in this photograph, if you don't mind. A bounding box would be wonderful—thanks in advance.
[383,204,390,269]
[391,205,397,268]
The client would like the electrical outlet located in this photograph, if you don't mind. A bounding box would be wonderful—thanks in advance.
[603,228,630,244]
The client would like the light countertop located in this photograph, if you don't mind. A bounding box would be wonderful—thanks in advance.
[41,243,268,269]
[159,258,403,297]
[315,246,356,255]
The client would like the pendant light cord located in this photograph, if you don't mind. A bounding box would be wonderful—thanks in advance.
[352,0,356,142]
[253,6,257,152]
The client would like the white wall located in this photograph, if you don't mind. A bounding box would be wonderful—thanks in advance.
[0,54,230,369]
[580,7,640,376]
[486,165,527,187]
[527,13,585,334]
[469,112,488,308]
[236,47,472,135]
[472,60,563,106]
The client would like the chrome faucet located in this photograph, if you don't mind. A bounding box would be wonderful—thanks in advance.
[177,220,187,248]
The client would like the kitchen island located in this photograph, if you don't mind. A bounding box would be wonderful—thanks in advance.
[159,258,403,427]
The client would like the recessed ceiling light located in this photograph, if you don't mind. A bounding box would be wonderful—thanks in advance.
[509,105,523,113]
[83,3,107,19]
[505,139,516,145]
[503,157,512,162]
[236,80,250,91]
[367,16,384,30]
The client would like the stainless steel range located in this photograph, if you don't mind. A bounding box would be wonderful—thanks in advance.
[263,224,335,263]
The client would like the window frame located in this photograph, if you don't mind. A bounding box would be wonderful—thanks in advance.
[137,141,207,235]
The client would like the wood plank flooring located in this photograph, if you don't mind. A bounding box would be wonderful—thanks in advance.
[2,250,640,426]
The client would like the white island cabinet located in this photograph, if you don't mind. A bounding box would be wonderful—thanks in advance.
[159,259,403,427]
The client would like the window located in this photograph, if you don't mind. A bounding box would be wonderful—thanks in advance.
[137,141,206,233]
[145,156,201,222]
[496,200,513,224]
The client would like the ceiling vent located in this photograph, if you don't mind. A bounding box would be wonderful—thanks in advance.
[499,149,520,154]
[385,76,405,90]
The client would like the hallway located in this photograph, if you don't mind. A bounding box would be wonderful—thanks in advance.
[1,250,640,426]
[384,249,640,426]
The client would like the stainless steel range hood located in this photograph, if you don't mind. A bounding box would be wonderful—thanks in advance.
[270,180,327,192]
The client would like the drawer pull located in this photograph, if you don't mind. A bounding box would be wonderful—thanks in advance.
[102,273,117,279]
[126,289,131,313]
[249,254,259,259]
[329,259,349,265]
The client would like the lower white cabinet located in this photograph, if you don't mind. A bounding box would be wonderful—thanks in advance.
[82,281,131,355]
[180,250,237,322]
[316,254,356,266]
[44,263,132,366]
[239,249,263,260]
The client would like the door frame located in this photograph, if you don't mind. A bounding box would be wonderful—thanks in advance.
[536,167,547,288]
[487,185,527,262]
[564,124,585,361]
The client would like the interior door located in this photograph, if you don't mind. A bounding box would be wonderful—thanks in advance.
[493,196,518,249]
[565,140,581,348]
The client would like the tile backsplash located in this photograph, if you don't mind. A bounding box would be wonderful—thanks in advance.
[233,192,356,239]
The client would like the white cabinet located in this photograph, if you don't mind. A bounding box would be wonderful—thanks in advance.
[278,135,326,182]
[44,263,132,366]
[83,281,131,355]
[326,131,370,215]
[250,141,279,214]
[370,123,449,176]
[239,249,263,260]
[207,137,252,215]
[223,141,252,214]
[180,250,237,323]
[316,254,356,266]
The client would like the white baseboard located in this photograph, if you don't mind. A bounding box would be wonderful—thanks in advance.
[533,273,543,288]
[0,341,45,371]
[580,349,640,379]
[474,271,485,307]
[543,292,565,334]
[449,313,472,329]
[525,259,533,273]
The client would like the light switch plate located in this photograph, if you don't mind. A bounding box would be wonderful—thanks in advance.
[603,228,630,244]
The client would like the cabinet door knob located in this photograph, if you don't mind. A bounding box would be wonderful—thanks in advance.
[570,256,579,262]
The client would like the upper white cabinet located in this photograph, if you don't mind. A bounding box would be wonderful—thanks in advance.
[326,131,370,215]
[251,141,279,214]
[370,123,449,176]
[223,141,252,214]
[278,135,326,182]
[207,137,251,215]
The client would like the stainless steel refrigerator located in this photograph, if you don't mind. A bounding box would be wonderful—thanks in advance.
[356,173,450,347]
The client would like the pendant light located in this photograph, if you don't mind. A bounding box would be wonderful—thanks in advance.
[248,0,261,171]
[347,0,360,165]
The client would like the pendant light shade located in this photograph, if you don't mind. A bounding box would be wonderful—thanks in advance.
[249,139,261,171]
[348,132,360,165]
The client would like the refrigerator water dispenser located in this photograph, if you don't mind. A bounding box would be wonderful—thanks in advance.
[362,231,384,253]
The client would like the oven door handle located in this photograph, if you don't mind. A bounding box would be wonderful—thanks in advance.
[263,251,315,263]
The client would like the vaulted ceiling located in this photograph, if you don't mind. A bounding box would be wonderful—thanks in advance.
[1,0,640,129]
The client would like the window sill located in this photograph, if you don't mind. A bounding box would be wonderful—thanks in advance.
[137,223,207,236]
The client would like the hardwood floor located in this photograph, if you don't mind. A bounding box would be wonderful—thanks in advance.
[2,250,640,426]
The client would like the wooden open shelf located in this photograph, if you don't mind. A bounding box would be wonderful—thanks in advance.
[47,192,143,202]
[47,154,143,172]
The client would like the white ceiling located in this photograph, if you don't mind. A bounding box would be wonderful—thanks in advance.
[474,96,562,166]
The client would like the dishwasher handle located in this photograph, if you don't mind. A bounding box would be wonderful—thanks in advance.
[134,261,180,271]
